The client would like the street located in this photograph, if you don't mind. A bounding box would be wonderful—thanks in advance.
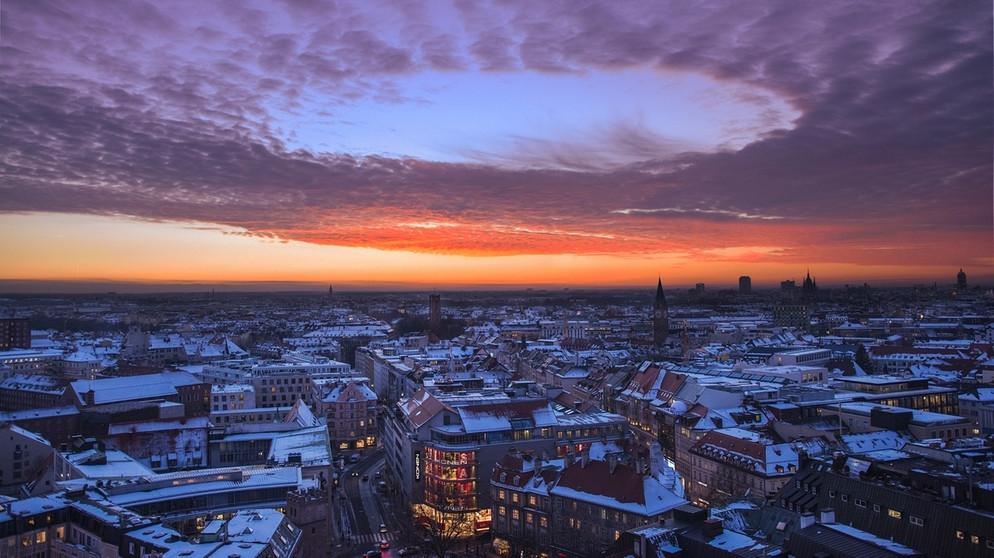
[333,450,408,558]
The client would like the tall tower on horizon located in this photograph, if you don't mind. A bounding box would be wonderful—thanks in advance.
[802,269,818,300]
[738,275,752,295]
[429,293,441,329]
[653,277,669,346]
[957,268,967,289]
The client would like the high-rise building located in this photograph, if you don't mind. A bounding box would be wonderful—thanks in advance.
[653,278,669,346]
[957,268,968,289]
[0,318,30,351]
[428,293,441,328]
[738,275,752,294]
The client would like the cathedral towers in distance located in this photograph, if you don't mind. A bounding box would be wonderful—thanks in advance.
[653,277,669,346]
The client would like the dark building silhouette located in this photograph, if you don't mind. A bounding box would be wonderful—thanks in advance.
[0,318,30,350]
[327,283,333,296]
[653,278,669,346]
[738,275,752,294]
[428,293,441,329]
[957,268,968,289]
[802,270,818,300]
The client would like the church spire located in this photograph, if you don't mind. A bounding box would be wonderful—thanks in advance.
[653,277,669,346]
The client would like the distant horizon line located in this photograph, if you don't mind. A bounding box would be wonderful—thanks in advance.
[0,276,988,295]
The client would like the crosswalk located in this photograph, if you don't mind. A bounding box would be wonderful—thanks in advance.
[350,532,397,544]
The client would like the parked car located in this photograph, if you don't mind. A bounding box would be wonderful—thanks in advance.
[348,453,361,464]
[397,547,420,556]
[379,523,388,534]
[364,551,380,558]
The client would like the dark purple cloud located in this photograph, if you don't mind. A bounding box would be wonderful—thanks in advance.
[0,0,990,265]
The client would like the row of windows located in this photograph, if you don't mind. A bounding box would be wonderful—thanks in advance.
[212,393,247,401]
[829,490,924,526]
[955,530,994,548]
[496,506,548,528]
[493,488,542,509]
[258,377,311,385]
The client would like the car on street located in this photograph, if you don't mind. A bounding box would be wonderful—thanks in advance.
[379,523,388,534]
[348,453,361,464]
[363,551,380,558]
[379,540,390,550]
[362,474,369,481]
[397,547,420,556]
[350,471,359,477]
[375,470,382,479]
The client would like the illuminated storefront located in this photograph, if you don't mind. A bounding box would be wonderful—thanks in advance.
[411,447,492,537]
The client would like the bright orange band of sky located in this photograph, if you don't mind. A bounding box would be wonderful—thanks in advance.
[2,213,988,289]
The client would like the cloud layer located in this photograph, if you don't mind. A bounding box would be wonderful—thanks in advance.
[1,0,991,269]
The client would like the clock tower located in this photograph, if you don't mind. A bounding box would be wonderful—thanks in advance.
[653,277,669,346]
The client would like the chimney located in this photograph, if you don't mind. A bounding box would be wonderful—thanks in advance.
[702,518,723,538]
[608,453,618,474]
[830,452,847,472]
[799,512,816,529]
[819,508,835,524]
[534,455,543,474]
[581,448,590,468]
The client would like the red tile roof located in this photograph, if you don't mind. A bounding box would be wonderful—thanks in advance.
[692,430,765,460]
[555,460,646,506]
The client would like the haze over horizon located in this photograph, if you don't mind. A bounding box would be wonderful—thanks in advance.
[1,0,991,286]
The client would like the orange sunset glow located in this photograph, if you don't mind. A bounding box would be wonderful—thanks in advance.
[1,1,991,290]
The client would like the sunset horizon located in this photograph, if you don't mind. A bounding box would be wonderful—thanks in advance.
[2,1,991,287]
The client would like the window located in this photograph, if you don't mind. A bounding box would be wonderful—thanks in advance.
[828,490,835,498]
[910,516,924,527]
[971,535,979,545]
[498,489,505,500]
[887,509,902,520]
[840,494,848,502]
[511,509,519,520]
[540,517,548,528]
[854,498,866,508]
[873,504,880,513]
[498,506,506,517]
[956,530,965,540]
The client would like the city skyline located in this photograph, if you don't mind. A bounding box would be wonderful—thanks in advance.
[1,0,992,288]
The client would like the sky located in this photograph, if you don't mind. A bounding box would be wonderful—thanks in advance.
[0,0,991,290]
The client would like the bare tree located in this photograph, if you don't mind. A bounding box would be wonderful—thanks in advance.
[412,498,477,558]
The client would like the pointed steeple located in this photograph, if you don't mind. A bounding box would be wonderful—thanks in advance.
[653,277,669,346]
